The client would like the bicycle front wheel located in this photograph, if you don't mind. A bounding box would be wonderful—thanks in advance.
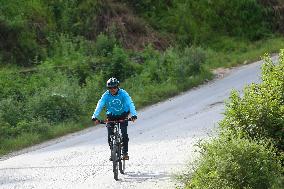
[111,146,119,180]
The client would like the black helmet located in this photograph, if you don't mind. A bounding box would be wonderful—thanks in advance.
[106,77,119,88]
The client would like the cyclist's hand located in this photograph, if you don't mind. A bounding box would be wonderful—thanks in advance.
[131,115,137,122]
[92,117,100,125]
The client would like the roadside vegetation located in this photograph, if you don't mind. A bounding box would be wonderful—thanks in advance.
[0,0,283,169]
[182,51,284,189]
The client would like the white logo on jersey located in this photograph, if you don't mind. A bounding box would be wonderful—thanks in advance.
[109,99,124,112]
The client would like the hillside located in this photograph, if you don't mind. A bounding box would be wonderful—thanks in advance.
[0,0,171,67]
[0,0,284,156]
[1,0,283,67]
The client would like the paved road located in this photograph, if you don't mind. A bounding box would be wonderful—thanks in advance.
[0,57,273,189]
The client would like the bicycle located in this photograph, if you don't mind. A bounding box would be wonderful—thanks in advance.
[100,118,131,181]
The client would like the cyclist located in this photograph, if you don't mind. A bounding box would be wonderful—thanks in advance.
[92,77,137,160]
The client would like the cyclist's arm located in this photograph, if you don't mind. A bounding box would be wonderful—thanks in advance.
[124,91,137,117]
[92,93,107,119]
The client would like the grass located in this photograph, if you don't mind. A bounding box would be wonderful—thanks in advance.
[130,69,213,109]
[205,36,284,69]
[0,121,88,156]
[0,133,42,155]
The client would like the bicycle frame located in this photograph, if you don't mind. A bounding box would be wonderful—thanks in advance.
[101,118,131,180]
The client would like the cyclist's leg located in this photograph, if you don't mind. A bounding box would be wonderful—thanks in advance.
[120,121,129,155]
[107,122,114,149]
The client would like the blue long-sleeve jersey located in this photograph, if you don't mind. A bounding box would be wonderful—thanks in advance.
[92,88,137,119]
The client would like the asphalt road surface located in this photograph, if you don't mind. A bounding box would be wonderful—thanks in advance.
[0,57,274,189]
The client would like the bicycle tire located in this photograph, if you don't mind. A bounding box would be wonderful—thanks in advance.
[119,159,125,174]
[112,146,119,180]
[117,140,124,174]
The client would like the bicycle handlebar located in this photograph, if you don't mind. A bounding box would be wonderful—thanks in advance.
[99,118,132,124]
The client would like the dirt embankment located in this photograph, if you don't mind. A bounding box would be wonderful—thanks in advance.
[94,1,171,51]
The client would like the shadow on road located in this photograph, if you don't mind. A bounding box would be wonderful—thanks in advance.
[121,171,172,183]
[0,175,34,186]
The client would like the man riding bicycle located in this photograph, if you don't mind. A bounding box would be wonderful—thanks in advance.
[92,77,137,160]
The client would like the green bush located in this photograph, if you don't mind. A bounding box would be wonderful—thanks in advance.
[45,0,105,38]
[95,43,139,82]
[121,46,211,107]
[0,0,53,66]
[220,50,284,151]
[122,0,172,14]
[43,34,95,84]
[82,72,106,113]
[0,0,104,66]
[202,0,274,40]
[0,98,24,128]
[94,33,117,57]
[134,46,206,86]
[29,93,79,123]
[14,119,49,137]
[139,0,275,44]
[0,120,13,140]
[122,0,173,30]
[0,71,25,100]
[27,72,85,123]
[0,70,87,140]
[186,136,283,189]
[179,47,205,75]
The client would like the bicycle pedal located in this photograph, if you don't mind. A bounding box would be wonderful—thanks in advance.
[122,156,129,160]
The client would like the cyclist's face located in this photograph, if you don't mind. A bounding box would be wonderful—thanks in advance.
[108,87,118,95]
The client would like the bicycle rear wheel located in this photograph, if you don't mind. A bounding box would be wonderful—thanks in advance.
[119,159,125,174]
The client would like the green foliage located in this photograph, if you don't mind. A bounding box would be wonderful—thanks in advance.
[0,120,13,141]
[43,33,136,84]
[123,0,173,26]
[0,0,53,66]
[0,0,280,67]
[45,0,103,37]
[0,122,85,155]
[0,0,104,66]
[15,119,49,136]
[183,50,284,189]
[104,45,132,81]
[122,45,211,107]
[201,0,274,40]
[43,34,96,83]
[0,132,42,155]
[0,69,88,143]
[26,72,85,123]
[94,33,117,56]
[186,136,283,189]
[123,0,172,13]
[82,73,106,113]
[137,0,276,44]
[0,98,24,128]
[179,47,205,75]
[220,50,284,150]
[204,37,284,69]
[0,42,210,143]
[92,34,140,82]
[138,46,205,84]
[0,71,25,100]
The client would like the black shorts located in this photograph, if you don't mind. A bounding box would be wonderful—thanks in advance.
[107,111,130,121]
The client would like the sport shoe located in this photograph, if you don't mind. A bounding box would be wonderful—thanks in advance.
[122,153,129,160]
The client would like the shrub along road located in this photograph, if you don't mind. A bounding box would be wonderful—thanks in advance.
[0,57,277,189]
